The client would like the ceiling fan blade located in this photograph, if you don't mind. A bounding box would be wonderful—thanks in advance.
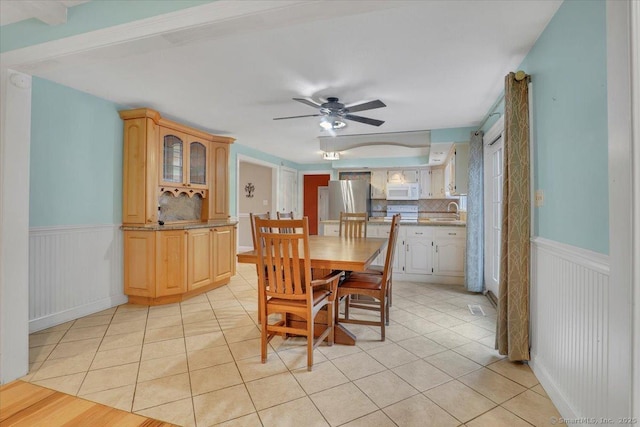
[346,99,386,113]
[293,98,322,108]
[344,114,385,127]
[273,114,322,120]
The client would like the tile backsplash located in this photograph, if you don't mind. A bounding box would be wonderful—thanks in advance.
[158,192,202,222]
[371,198,461,218]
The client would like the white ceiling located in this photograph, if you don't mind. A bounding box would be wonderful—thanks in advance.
[12,0,561,164]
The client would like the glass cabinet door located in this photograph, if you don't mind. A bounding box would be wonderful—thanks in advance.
[162,134,184,184]
[189,141,207,186]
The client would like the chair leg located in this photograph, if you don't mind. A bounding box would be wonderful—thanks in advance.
[389,278,393,307]
[344,295,350,320]
[380,298,385,341]
[261,316,268,363]
[307,321,314,371]
[327,301,335,346]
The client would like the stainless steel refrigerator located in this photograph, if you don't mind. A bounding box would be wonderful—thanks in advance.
[328,180,371,220]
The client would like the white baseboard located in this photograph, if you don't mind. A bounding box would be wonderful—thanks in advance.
[29,294,128,333]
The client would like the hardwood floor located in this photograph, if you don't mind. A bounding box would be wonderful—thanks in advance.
[0,381,175,426]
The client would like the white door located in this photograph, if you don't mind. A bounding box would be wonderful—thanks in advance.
[317,186,329,231]
[279,167,297,215]
[483,133,504,296]
[434,239,465,276]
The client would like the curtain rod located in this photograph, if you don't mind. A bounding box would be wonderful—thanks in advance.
[474,71,530,135]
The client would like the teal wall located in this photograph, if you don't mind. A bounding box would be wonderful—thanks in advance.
[1,1,215,53]
[30,78,123,227]
[520,0,608,254]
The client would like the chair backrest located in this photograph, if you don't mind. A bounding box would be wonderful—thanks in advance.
[339,212,368,238]
[276,211,295,233]
[276,211,294,220]
[250,211,270,250]
[380,214,401,287]
[255,218,312,303]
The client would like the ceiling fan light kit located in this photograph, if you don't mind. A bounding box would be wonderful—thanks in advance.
[274,96,386,128]
[322,151,340,160]
[319,115,347,130]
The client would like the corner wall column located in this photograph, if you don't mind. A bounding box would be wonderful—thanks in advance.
[0,69,32,383]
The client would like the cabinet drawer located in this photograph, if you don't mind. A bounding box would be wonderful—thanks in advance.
[405,227,434,238]
[435,228,466,239]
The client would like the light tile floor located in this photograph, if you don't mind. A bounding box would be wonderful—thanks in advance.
[23,263,561,426]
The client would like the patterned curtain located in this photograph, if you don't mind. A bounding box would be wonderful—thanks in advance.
[497,72,531,361]
[465,131,484,292]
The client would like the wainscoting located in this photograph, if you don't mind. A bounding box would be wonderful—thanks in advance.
[28,224,126,333]
[530,237,610,420]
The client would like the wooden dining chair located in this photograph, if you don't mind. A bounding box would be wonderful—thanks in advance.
[276,211,295,233]
[276,211,294,220]
[250,212,271,251]
[360,213,400,306]
[339,212,367,238]
[335,213,400,341]
[250,212,270,322]
[255,217,342,371]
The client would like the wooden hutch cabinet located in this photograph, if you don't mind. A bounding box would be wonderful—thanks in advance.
[119,108,237,305]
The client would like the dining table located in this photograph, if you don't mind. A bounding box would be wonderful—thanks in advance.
[236,235,388,345]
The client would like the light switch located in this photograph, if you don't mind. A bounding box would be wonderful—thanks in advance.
[535,190,544,207]
[263,199,268,206]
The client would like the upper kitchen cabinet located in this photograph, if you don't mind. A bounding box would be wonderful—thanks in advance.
[446,142,470,195]
[387,169,419,183]
[431,168,446,198]
[208,142,229,220]
[160,128,209,190]
[120,108,235,225]
[419,168,432,198]
[370,170,387,199]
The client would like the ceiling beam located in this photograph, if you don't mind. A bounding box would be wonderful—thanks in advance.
[17,1,68,26]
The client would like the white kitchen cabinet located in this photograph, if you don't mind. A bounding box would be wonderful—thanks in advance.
[370,170,387,199]
[404,228,433,275]
[322,223,340,236]
[431,168,445,198]
[367,223,397,268]
[387,169,419,183]
[419,168,432,198]
[452,142,470,195]
[433,227,466,276]
[445,143,470,196]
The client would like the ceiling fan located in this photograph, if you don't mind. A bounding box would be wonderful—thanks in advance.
[273,97,386,128]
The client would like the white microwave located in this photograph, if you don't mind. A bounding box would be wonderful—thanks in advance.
[386,183,419,200]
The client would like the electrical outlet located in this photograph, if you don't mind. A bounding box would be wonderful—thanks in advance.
[263,200,268,206]
[535,190,544,207]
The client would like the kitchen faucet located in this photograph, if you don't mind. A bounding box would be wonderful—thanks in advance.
[447,201,460,219]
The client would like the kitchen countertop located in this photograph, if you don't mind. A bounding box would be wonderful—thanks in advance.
[320,219,466,227]
[122,220,238,231]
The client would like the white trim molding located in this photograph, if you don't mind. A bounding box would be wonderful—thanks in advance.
[606,0,635,418]
[28,224,126,333]
[0,69,32,384]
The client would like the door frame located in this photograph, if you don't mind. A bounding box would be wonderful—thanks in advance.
[483,116,504,298]
[236,155,278,252]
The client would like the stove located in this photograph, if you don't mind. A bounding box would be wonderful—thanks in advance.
[386,205,419,222]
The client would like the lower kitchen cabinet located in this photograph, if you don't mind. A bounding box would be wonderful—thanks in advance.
[433,228,466,277]
[124,225,236,305]
[320,221,466,283]
[187,229,213,291]
[405,234,433,275]
[157,230,188,297]
[212,226,234,282]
